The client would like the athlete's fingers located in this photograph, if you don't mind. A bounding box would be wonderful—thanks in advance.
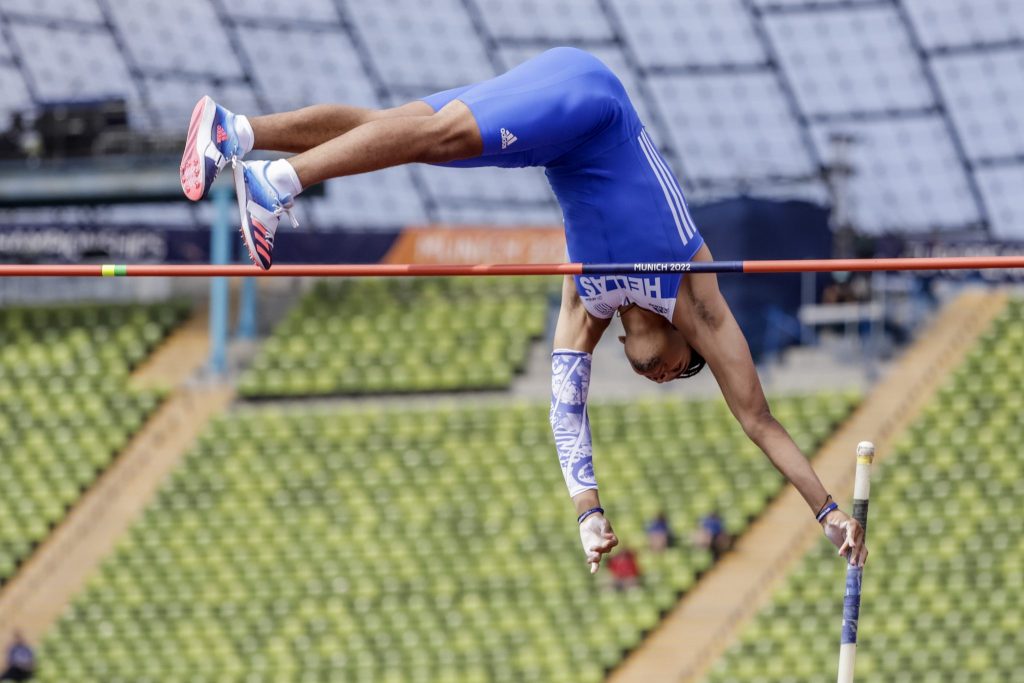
[587,540,614,565]
[838,533,851,560]
[846,523,861,552]
[579,516,617,573]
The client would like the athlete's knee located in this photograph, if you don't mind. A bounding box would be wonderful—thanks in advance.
[415,101,482,163]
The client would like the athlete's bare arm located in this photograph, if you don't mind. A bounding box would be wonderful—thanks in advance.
[552,275,611,353]
[552,276,619,572]
[674,245,868,566]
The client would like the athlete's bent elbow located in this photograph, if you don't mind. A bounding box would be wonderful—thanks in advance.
[739,406,777,443]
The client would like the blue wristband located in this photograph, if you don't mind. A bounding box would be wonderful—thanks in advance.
[816,501,838,523]
[577,507,604,525]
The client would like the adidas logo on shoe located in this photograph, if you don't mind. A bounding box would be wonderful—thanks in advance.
[500,127,518,149]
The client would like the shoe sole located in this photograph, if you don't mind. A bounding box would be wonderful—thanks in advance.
[234,164,270,270]
[180,96,216,201]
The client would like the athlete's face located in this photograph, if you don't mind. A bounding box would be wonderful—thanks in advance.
[619,311,693,383]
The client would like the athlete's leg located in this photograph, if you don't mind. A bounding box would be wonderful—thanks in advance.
[286,100,483,188]
[180,98,434,199]
[276,46,623,185]
[249,101,434,154]
[236,48,616,268]
[235,99,482,269]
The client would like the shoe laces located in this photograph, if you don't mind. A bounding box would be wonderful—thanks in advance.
[252,161,299,229]
[276,204,300,229]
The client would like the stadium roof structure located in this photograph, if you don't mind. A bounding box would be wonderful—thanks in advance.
[0,0,1021,238]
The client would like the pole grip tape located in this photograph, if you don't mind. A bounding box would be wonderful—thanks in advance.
[852,499,869,532]
[841,565,863,645]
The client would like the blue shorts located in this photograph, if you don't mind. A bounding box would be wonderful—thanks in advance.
[421,47,625,168]
[422,47,704,323]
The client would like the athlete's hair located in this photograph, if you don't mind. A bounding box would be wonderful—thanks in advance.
[627,354,660,374]
[626,346,706,380]
[677,348,706,379]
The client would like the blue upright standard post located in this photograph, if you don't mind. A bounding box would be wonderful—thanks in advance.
[236,248,258,340]
[208,184,232,375]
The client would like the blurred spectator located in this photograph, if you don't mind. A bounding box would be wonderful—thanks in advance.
[645,511,675,552]
[694,510,733,562]
[0,114,25,160]
[0,113,41,162]
[2,632,35,681]
[821,272,854,305]
[607,547,641,591]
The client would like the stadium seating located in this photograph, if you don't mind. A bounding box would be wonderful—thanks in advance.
[4,1,1020,235]
[238,277,555,397]
[706,298,1024,683]
[37,392,856,682]
[0,301,189,582]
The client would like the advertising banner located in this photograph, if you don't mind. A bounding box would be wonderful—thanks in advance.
[383,225,566,264]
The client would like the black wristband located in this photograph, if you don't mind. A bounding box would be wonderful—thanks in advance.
[815,494,833,518]
[816,501,838,523]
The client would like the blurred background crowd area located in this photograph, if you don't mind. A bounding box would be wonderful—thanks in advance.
[0,0,1021,234]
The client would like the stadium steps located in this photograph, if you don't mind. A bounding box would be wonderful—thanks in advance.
[129,305,214,390]
[0,306,235,646]
[609,288,1009,683]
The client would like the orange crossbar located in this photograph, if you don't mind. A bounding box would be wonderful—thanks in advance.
[0,255,1022,277]
[0,264,584,277]
[742,256,1024,273]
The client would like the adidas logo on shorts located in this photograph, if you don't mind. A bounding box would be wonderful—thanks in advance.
[500,127,518,149]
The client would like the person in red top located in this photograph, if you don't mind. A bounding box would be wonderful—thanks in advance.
[607,548,641,591]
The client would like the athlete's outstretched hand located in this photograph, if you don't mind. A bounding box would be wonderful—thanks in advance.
[580,513,619,574]
[821,509,868,567]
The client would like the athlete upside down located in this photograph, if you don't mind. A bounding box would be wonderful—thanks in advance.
[180,47,867,573]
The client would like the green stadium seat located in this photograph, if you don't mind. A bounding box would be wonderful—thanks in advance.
[238,277,555,397]
[0,301,189,583]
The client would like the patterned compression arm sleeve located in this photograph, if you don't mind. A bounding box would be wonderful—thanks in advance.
[550,349,598,497]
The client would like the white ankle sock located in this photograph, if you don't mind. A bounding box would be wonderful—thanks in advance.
[234,114,255,156]
[266,159,303,199]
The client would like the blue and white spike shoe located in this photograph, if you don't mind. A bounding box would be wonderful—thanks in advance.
[180,96,245,201]
[234,160,299,270]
